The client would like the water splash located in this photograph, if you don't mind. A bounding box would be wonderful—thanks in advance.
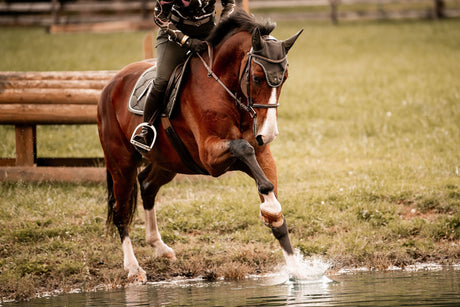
[284,250,331,281]
[262,250,333,286]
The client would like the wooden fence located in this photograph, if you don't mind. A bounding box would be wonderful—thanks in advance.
[249,0,459,23]
[0,0,153,27]
[1,0,458,28]
[0,70,116,182]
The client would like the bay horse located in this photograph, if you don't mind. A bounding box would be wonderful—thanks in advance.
[97,10,302,283]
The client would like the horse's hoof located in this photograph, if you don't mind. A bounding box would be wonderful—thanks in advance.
[260,209,284,228]
[158,249,176,261]
[127,269,147,285]
[157,245,177,261]
[163,252,177,261]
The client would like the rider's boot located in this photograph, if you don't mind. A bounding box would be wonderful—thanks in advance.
[132,88,164,150]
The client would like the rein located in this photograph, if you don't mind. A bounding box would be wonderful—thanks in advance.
[197,51,256,118]
[196,43,284,119]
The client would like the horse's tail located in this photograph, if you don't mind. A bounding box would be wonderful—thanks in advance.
[105,169,138,235]
[106,169,116,231]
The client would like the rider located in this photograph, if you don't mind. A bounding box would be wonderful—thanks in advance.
[132,0,236,150]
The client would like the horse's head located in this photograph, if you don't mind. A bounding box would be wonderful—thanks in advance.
[240,28,303,146]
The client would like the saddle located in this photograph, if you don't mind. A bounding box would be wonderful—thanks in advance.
[128,55,192,119]
[128,55,208,175]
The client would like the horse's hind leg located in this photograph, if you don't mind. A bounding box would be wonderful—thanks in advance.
[138,163,177,260]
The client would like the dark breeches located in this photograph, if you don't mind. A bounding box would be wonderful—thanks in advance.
[143,32,188,122]
[154,33,189,92]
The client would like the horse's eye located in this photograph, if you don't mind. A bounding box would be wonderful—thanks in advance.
[252,75,264,85]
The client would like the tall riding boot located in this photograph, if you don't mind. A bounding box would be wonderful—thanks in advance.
[132,87,165,150]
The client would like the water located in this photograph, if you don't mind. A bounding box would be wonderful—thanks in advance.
[4,262,459,306]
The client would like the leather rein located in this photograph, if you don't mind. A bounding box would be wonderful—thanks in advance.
[196,44,286,119]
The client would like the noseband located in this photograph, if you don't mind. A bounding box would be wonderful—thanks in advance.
[197,43,287,120]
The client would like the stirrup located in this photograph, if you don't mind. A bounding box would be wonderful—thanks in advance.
[130,123,157,152]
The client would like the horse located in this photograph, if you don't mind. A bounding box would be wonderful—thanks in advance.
[97,10,302,283]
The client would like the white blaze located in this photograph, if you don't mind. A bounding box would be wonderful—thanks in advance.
[257,88,279,144]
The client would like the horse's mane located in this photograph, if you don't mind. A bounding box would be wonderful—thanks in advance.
[206,9,276,46]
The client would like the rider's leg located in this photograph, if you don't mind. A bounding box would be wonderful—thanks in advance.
[133,33,188,149]
[132,87,164,147]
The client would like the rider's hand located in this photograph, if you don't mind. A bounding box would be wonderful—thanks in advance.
[185,38,207,53]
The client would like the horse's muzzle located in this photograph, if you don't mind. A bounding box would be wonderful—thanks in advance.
[256,131,278,146]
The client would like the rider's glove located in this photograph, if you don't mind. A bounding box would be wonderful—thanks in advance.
[184,38,207,53]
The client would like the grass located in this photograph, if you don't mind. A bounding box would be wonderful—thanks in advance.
[1,19,460,301]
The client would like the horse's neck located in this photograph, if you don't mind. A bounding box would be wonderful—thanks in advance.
[208,32,253,129]
[212,32,251,88]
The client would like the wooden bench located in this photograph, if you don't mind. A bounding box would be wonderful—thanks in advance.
[0,70,116,182]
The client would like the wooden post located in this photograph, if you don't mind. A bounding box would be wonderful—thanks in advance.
[434,0,445,19]
[51,0,60,25]
[330,0,339,25]
[15,125,36,167]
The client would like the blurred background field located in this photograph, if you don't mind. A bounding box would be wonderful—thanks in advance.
[1,0,460,26]
[0,15,459,300]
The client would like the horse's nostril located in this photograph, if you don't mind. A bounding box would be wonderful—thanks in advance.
[256,135,264,146]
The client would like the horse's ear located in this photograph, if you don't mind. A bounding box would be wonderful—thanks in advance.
[282,29,303,53]
[252,27,264,52]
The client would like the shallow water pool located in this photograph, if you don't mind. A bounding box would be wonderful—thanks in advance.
[5,266,459,306]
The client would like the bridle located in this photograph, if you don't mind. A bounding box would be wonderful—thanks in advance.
[240,48,287,112]
[196,42,287,120]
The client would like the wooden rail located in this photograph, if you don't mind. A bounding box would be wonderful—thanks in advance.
[0,0,154,27]
[1,0,457,28]
[0,70,116,182]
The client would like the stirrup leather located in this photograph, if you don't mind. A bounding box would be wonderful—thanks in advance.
[130,123,157,152]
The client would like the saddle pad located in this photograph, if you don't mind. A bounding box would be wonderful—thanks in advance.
[128,54,192,119]
[128,65,157,116]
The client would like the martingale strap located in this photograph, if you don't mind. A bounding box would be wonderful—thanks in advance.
[196,51,257,118]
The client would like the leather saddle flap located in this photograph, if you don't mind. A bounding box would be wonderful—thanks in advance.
[128,55,192,119]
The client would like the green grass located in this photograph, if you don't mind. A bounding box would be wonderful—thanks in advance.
[1,19,459,300]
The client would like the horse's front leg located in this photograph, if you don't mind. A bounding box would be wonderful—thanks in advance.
[229,139,294,256]
[138,164,177,260]
[144,208,176,260]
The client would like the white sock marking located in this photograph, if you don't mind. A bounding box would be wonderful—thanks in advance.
[122,237,141,275]
[260,191,282,216]
[145,209,175,258]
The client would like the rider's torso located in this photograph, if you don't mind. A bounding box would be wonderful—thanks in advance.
[168,0,217,39]
[171,0,216,20]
